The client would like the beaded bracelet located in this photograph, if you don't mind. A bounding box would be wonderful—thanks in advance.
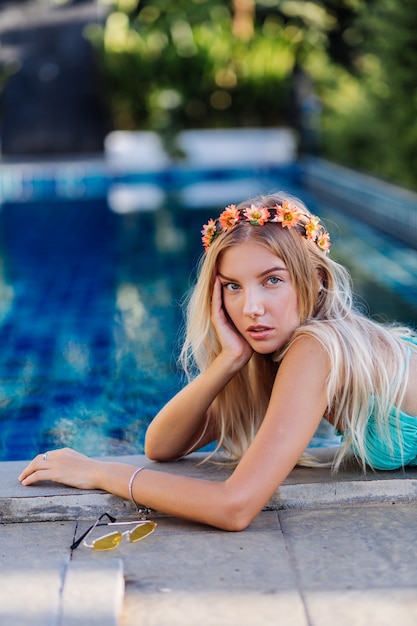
[128,466,152,519]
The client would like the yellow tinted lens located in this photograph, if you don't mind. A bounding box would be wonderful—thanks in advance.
[92,532,122,551]
[129,521,157,543]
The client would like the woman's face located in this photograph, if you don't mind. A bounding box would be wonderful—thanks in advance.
[217,241,300,354]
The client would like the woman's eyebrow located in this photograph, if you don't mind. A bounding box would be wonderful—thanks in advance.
[218,266,288,281]
[257,265,288,277]
[217,272,234,281]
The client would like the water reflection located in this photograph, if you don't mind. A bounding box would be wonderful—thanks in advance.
[320,204,417,327]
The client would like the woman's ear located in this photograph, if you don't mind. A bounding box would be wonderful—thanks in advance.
[317,268,326,294]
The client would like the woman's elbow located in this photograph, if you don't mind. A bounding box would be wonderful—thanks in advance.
[217,488,259,532]
[221,514,252,532]
[144,431,166,461]
[144,438,176,462]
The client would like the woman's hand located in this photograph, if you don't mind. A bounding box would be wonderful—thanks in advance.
[211,276,253,368]
[18,448,101,490]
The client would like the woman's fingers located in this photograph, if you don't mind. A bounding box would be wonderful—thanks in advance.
[18,448,96,489]
[211,276,223,316]
[18,452,48,482]
[211,276,253,364]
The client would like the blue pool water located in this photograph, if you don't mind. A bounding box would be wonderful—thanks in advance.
[0,198,207,460]
[0,178,416,461]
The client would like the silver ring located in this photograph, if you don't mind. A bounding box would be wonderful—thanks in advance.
[42,452,49,461]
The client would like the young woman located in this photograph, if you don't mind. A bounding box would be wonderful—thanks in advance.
[19,193,417,531]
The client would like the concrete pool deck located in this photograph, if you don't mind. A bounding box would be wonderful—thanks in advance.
[2,452,417,625]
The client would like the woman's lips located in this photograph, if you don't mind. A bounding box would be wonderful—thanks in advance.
[246,325,273,340]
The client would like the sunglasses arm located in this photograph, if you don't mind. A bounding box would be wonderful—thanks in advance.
[70,512,117,550]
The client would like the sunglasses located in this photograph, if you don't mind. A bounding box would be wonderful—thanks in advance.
[71,512,157,551]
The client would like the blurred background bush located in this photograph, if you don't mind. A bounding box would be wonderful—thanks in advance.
[1,0,416,189]
[89,0,417,188]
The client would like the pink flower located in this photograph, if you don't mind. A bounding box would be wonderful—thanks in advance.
[219,205,240,230]
[273,201,301,229]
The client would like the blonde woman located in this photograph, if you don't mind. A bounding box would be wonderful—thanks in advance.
[19,193,417,531]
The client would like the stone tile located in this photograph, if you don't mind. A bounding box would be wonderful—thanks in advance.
[122,590,306,626]
[0,520,124,625]
[0,519,76,564]
[61,559,124,626]
[279,504,417,626]
[0,521,75,626]
[0,564,66,626]
[115,511,307,626]
[304,589,417,626]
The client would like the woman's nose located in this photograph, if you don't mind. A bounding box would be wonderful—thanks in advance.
[243,290,264,318]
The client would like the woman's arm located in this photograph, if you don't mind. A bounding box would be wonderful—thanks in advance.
[145,276,254,460]
[145,351,244,461]
[19,336,330,531]
[142,336,329,529]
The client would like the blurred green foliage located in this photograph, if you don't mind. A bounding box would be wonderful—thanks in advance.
[318,1,417,190]
[89,0,295,135]
[90,0,417,189]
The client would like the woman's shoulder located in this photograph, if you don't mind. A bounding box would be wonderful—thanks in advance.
[284,322,347,383]
[294,313,384,349]
[283,332,330,370]
[288,320,337,351]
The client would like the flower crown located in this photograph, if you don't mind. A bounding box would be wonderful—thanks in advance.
[201,201,331,253]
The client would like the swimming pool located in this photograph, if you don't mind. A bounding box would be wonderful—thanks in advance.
[0,197,204,461]
[0,164,416,461]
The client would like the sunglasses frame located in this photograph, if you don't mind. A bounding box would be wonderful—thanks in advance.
[71,512,157,551]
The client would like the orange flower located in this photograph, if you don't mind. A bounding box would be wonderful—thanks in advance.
[304,216,320,241]
[201,218,217,250]
[243,205,271,225]
[274,201,301,229]
[317,231,331,252]
[201,202,331,253]
[219,204,240,231]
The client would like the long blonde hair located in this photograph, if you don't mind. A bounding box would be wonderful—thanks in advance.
[180,192,416,470]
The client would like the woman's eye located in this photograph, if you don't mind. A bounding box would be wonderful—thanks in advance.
[266,276,281,285]
[224,282,240,292]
